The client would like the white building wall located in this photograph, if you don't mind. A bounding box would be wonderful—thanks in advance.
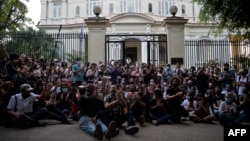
[38,0,230,67]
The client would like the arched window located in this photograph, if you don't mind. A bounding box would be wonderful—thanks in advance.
[76,6,80,16]
[182,5,186,14]
[109,3,114,13]
[148,3,152,12]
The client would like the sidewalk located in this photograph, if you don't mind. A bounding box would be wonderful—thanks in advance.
[0,120,223,141]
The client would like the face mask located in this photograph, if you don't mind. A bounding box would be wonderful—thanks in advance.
[150,82,154,85]
[62,88,68,93]
[188,83,193,86]
[225,98,232,103]
[163,82,167,86]
[172,83,178,87]
[186,95,190,100]
[138,92,143,97]
[152,95,156,100]
[224,68,229,71]
[77,61,82,65]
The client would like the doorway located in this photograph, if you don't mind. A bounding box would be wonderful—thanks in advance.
[125,47,137,63]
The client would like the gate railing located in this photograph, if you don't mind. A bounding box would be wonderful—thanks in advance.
[185,40,250,69]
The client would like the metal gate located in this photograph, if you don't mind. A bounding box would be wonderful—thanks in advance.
[105,34,167,65]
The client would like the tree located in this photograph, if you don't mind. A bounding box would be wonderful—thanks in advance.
[0,0,32,34]
[5,27,57,61]
[192,0,250,38]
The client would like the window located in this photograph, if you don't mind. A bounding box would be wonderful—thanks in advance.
[165,1,168,15]
[128,0,134,13]
[53,2,62,18]
[148,3,152,12]
[76,6,80,16]
[109,3,114,13]
[86,0,103,16]
[158,0,170,15]
[182,5,185,14]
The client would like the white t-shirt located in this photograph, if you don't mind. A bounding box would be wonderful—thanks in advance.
[218,101,237,118]
[7,93,39,113]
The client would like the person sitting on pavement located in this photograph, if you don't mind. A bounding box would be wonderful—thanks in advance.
[102,85,139,135]
[128,86,147,126]
[218,92,238,126]
[189,96,214,123]
[165,76,189,123]
[78,84,116,139]
[150,89,172,126]
[7,83,71,127]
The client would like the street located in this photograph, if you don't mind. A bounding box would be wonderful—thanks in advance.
[0,120,223,141]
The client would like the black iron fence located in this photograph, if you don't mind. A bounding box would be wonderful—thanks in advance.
[1,32,250,69]
[0,32,88,64]
[185,40,250,69]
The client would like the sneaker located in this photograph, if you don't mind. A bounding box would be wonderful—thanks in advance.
[152,120,158,126]
[181,117,188,121]
[38,120,48,126]
[168,119,173,124]
[125,126,139,135]
[94,124,103,139]
[62,118,72,124]
[112,128,120,136]
[139,116,146,126]
[105,121,116,139]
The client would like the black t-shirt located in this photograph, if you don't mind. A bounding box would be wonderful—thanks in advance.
[166,87,182,108]
[150,99,168,117]
[79,95,105,117]
[131,96,147,114]
[212,94,223,109]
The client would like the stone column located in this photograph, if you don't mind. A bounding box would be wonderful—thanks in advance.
[162,6,188,67]
[84,17,109,64]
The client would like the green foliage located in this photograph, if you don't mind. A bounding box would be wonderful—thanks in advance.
[192,0,250,38]
[0,0,32,34]
[4,27,57,61]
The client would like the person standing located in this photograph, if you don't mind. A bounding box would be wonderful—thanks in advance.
[71,58,85,87]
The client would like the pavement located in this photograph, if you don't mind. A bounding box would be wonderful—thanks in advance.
[0,120,224,141]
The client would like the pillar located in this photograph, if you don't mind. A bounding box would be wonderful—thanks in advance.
[84,17,109,64]
[162,10,188,68]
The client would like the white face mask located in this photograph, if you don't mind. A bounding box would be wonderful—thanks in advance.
[62,88,68,93]
[152,95,156,99]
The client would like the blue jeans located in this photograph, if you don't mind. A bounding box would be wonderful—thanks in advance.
[150,113,171,125]
[218,112,235,126]
[234,110,247,125]
[79,116,107,136]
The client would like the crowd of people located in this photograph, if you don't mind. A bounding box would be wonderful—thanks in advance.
[1,44,250,139]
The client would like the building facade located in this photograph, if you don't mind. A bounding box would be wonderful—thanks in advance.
[38,0,229,66]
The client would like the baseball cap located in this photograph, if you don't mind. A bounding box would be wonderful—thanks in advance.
[20,83,34,91]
